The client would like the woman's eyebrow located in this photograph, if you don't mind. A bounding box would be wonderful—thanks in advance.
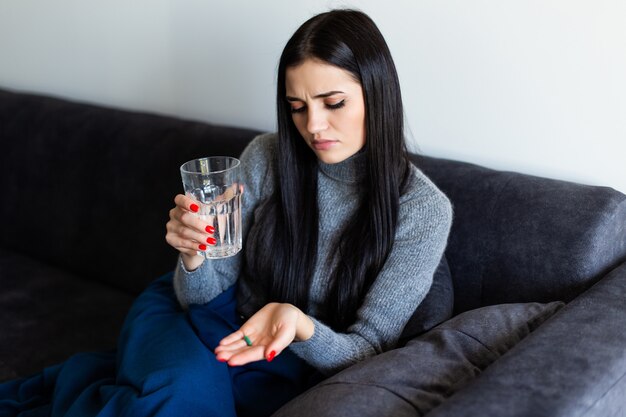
[286,90,345,101]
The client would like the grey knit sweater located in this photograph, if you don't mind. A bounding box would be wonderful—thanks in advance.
[174,133,452,375]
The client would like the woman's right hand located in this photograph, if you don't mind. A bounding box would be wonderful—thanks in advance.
[165,194,216,271]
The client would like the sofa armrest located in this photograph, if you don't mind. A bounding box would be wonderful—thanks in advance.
[410,153,626,313]
[426,261,626,417]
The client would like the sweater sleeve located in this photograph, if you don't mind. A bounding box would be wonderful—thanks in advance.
[288,170,453,374]
[173,133,277,309]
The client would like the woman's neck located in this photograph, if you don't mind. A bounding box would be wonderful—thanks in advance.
[316,146,367,184]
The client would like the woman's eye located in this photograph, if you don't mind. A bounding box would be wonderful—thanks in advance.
[290,100,345,114]
[326,100,345,110]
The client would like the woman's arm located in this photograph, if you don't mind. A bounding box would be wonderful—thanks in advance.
[169,133,278,309]
[216,172,453,374]
[292,187,452,374]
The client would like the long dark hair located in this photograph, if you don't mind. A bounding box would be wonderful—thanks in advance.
[247,9,410,331]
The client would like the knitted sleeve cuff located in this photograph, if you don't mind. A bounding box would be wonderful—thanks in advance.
[173,256,222,309]
[288,316,374,375]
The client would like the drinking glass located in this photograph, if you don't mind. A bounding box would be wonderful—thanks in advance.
[180,156,242,259]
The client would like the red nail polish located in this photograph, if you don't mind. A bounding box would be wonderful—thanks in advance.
[217,358,227,363]
[199,244,207,251]
[190,204,199,213]
[207,237,217,245]
[205,225,215,234]
[267,351,276,362]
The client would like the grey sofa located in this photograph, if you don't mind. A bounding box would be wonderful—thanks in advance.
[1,87,625,416]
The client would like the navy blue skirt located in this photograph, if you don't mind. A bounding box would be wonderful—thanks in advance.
[0,273,320,417]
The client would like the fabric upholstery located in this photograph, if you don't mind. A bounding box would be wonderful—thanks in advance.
[398,255,454,344]
[427,262,626,417]
[411,154,626,313]
[2,87,626,415]
[0,249,134,382]
[0,275,320,417]
[273,301,564,417]
[0,88,261,294]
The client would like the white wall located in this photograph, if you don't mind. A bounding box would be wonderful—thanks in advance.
[1,0,624,193]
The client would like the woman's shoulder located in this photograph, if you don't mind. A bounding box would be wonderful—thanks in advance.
[239,132,279,175]
[238,132,279,199]
[396,162,453,239]
[241,132,278,162]
[401,163,449,206]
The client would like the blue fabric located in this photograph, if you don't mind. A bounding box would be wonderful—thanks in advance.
[0,273,319,417]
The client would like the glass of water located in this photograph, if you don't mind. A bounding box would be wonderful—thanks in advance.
[180,156,242,259]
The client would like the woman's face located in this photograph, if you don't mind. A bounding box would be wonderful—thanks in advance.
[285,59,366,164]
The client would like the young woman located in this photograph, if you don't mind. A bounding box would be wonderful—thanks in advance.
[167,5,452,410]
[0,9,451,417]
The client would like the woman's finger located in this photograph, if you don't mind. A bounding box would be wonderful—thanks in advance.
[176,208,215,235]
[174,193,201,212]
[264,325,293,362]
[219,329,246,346]
[214,339,249,354]
[226,346,266,367]
[214,346,243,363]
[167,200,215,239]
[173,221,216,247]
[165,220,215,252]
[173,195,216,233]
[166,235,207,255]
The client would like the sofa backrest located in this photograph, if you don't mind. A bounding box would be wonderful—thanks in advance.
[412,154,626,314]
[0,88,261,294]
[3,88,625,306]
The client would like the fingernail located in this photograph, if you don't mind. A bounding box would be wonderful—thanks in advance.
[190,204,199,213]
[198,244,207,251]
[205,225,215,234]
[217,357,227,363]
[267,351,276,362]
[207,237,217,245]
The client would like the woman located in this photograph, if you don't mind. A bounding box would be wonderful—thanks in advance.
[0,9,451,417]
[168,5,451,409]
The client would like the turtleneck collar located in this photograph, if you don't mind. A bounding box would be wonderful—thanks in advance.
[317,146,367,184]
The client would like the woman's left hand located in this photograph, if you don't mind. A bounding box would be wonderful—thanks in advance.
[214,303,314,366]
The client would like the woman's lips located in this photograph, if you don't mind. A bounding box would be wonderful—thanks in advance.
[311,139,338,151]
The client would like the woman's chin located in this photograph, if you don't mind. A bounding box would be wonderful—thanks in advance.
[313,148,359,165]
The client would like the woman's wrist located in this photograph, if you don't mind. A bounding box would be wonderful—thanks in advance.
[294,307,315,342]
[181,253,204,272]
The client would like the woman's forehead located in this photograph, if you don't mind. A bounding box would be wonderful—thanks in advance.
[285,59,360,97]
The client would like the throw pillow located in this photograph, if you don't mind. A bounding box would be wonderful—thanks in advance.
[273,301,565,417]
[398,255,454,345]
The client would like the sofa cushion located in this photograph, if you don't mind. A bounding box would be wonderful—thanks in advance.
[273,301,564,417]
[0,249,135,382]
[425,262,626,417]
[398,255,454,345]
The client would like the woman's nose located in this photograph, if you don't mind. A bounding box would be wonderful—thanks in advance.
[306,107,328,134]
